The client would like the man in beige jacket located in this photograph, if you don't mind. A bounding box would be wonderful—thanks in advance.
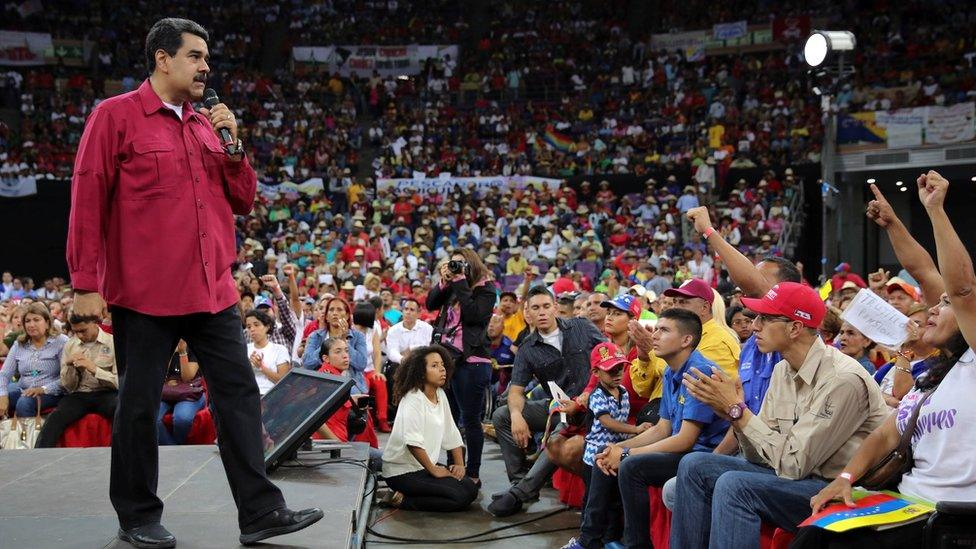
[35,311,118,447]
[671,282,889,549]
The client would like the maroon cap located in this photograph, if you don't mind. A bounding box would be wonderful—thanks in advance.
[740,282,825,329]
[590,342,629,372]
[664,278,714,304]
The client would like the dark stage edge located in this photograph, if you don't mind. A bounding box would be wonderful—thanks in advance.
[0,444,372,549]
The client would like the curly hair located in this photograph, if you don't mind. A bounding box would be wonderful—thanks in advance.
[393,344,455,404]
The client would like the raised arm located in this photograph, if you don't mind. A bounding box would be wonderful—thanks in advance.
[919,170,976,348]
[867,183,944,307]
[687,206,775,297]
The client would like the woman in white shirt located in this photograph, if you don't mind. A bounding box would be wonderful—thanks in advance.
[245,310,292,395]
[801,294,975,547]
[381,344,478,512]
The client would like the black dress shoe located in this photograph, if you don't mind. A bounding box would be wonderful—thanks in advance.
[117,524,176,549]
[239,507,324,546]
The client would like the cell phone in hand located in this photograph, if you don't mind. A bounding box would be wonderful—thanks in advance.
[355,395,376,409]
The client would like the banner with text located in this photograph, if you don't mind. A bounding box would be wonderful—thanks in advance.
[772,16,811,43]
[292,44,459,77]
[0,30,52,66]
[713,21,748,41]
[650,31,707,62]
[838,103,975,148]
[377,175,562,196]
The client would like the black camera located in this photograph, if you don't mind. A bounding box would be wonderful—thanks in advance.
[447,259,468,275]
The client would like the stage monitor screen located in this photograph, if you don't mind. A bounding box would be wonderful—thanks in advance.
[260,368,353,473]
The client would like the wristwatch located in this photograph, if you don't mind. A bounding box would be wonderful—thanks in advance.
[229,138,245,156]
[727,401,748,420]
[620,447,631,461]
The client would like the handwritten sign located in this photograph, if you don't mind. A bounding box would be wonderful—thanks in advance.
[841,289,909,348]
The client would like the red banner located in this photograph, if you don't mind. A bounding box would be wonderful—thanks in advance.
[772,16,811,43]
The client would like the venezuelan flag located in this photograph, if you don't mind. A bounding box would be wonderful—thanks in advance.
[799,493,934,533]
[542,125,574,153]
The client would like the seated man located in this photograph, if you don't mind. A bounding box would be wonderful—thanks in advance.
[35,311,118,447]
[672,282,890,549]
[584,309,730,548]
[489,285,606,517]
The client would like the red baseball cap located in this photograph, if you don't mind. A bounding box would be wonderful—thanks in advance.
[740,282,825,329]
[664,278,714,304]
[590,342,629,372]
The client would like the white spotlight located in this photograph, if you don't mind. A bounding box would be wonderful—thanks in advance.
[805,31,856,67]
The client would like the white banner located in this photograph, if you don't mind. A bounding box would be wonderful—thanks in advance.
[0,175,38,198]
[292,44,459,78]
[875,108,925,148]
[713,21,748,41]
[650,31,707,62]
[926,102,976,144]
[376,175,562,196]
[841,289,910,348]
[0,30,52,66]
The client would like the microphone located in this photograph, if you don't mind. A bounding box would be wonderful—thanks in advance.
[203,88,237,155]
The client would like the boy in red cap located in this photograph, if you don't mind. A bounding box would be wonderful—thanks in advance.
[562,342,651,549]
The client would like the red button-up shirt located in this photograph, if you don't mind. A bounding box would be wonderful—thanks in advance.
[67,79,255,316]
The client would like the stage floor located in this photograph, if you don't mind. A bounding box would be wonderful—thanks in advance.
[0,444,371,549]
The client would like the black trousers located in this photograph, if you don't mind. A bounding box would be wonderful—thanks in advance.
[109,305,284,530]
[384,469,479,512]
[35,390,118,448]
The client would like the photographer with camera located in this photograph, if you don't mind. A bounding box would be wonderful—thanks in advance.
[426,249,496,486]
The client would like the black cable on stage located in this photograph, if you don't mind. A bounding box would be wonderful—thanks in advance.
[365,506,574,544]
[281,454,576,544]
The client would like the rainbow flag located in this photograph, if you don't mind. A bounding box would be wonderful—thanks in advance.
[799,492,934,533]
[542,125,574,153]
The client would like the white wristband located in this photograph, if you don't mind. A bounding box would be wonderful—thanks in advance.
[839,472,854,483]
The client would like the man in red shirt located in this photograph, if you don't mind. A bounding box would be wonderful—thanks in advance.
[67,18,321,548]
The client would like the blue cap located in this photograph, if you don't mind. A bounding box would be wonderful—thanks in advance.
[254,295,273,309]
[600,294,642,318]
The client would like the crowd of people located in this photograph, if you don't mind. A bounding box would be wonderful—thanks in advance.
[3,169,975,547]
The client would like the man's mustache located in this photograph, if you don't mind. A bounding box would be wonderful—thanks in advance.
[194,74,208,83]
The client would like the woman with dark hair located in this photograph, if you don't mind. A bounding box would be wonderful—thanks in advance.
[353,301,390,432]
[725,305,755,343]
[381,344,478,512]
[301,297,368,394]
[426,248,496,485]
[0,302,69,417]
[245,309,292,396]
[797,294,974,547]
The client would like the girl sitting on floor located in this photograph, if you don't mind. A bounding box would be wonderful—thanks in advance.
[380,344,478,512]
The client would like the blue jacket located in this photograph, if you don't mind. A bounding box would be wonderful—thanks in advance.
[301,328,368,393]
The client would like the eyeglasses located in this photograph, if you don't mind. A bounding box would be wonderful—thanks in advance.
[753,313,794,325]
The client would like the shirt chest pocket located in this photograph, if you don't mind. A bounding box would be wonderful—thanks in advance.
[768,399,797,434]
[201,140,229,198]
[122,140,181,200]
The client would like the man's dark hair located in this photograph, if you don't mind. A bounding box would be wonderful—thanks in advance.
[368,296,383,312]
[400,296,421,309]
[725,304,755,325]
[68,311,101,325]
[761,256,802,284]
[145,18,209,74]
[243,309,275,331]
[527,284,554,302]
[353,302,376,328]
[499,291,518,301]
[659,308,703,348]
